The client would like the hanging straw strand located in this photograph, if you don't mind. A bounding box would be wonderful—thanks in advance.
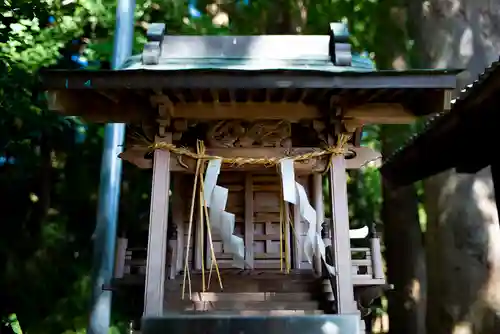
[181,144,204,299]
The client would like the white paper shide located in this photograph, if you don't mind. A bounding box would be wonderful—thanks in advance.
[203,159,245,269]
[279,159,335,275]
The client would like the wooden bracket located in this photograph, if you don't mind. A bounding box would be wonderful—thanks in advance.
[151,95,173,137]
[156,110,171,138]
[151,95,174,117]
[157,120,169,137]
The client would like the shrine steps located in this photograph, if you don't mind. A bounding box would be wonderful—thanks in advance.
[164,270,330,315]
[165,296,322,314]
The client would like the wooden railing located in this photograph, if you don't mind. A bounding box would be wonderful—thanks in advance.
[114,239,387,287]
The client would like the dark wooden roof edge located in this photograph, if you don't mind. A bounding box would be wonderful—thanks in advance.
[41,67,462,76]
[40,68,459,90]
[381,58,500,184]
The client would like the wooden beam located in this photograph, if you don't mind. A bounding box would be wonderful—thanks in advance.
[344,103,415,124]
[144,134,172,317]
[49,88,412,125]
[165,102,411,123]
[328,155,358,314]
[244,174,254,269]
[46,90,151,123]
[120,146,381,172]
[169,102,320,121]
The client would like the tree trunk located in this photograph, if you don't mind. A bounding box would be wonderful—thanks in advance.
[374,3,428,331]
[408,0,500,333]
[381,125,427,334]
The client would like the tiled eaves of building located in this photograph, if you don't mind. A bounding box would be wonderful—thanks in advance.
[382,57,500,169]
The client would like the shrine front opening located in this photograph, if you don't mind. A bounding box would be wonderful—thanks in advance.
[41,21,459,334]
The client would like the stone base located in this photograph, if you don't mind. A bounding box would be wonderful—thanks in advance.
[142,314,361,334]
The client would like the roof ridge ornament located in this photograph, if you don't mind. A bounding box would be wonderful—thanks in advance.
[329,22,352,67]
[142,23,166,65]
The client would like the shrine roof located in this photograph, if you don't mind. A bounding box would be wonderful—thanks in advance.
[41,23,459,90]
[380,58,500,186]
[40,23,461,123]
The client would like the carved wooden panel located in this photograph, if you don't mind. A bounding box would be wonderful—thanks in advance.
[205,120,292,148]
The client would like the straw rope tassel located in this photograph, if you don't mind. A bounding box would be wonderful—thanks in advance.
[181,146,204,300]
[200,176,223,291]
[278,174,284,273]
[195,140,223,291]
[199,181,206,292]
[287,204,298,273]
[284,202,290,274]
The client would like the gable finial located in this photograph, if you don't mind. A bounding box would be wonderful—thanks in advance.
[329,22,352,66]
[142,23,166,65]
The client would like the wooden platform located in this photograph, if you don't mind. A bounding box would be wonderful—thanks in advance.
[164,270,326,315]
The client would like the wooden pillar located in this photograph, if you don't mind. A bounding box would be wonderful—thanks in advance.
[172,174,185,278]
[144,134,172,317]
[329,155,358,314]
[313,173,324,275]
[244,174,254,269]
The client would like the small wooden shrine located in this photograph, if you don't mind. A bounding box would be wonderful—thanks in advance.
[41,22,458,334]
[381,58,499,211]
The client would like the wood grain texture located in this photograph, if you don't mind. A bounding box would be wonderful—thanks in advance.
[144,134,172,317]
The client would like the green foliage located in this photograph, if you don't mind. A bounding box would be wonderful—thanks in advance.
[348,126,382,229]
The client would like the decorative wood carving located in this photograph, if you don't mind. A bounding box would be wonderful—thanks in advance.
[294,120,330,147]
[206,120,292,148]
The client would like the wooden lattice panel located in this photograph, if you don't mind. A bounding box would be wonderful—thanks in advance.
[252,175,283,269]
[251,175,311,270]
[173,172,315,272]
